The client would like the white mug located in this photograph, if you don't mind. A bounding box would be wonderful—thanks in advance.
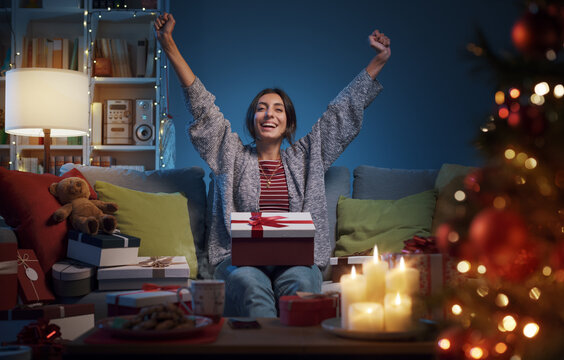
[177,280,225,323]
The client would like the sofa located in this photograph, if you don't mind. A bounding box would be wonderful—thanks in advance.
[0,162,475,320]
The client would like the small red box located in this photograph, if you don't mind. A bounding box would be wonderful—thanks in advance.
[231,212,315,266]
[279,295,338,326]
[16,249,55,304]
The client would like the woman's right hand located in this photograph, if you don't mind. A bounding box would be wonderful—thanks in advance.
[155,12,176,46]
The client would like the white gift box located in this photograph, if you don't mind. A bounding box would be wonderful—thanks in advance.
[230,212,315,266]
[67,229,140,267]
[97,256,190,290]
[106,288,192,316]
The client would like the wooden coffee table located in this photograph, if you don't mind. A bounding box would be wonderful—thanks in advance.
[63,318,437,359]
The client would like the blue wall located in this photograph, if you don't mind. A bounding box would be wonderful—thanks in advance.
[167,0,521,176]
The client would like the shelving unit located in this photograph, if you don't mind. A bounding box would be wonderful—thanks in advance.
[0,0,171,173]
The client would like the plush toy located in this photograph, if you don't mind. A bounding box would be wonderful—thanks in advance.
[49,177,119,235]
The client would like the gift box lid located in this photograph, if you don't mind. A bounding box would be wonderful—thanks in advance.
[52,259,96,281]
[68,229,140,249]
[106,288,191,308]
[0,303,95,320]
[329,256,372,266]
[231,212,315,238]
[279,295,338,312]
[97,256,189,280]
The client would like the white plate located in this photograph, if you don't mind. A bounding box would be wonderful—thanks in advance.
[97,314,213,340]
[321,317,428,341]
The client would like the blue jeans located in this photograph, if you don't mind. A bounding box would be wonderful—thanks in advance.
[214,257,322,317]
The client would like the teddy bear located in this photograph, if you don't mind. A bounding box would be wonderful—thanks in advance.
[50,176,119,235]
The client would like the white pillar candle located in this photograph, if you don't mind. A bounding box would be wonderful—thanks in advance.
[384,292,413,332]
[339,266,366,329]
[385,256,420,295]
[348,302,384,332]
[362,245,389,303]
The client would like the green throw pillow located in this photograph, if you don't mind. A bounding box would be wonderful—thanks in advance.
[95,180,198,278]
[335,189,437,256]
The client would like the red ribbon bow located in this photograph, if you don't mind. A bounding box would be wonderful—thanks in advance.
[232,212,313,238]
[141,283,181,292]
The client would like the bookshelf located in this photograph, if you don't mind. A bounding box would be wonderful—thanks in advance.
[0,0,171,174]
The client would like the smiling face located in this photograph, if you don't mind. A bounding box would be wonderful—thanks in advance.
[253,93,287,144]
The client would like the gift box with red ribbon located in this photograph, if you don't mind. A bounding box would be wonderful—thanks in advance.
[0,303,95,342]
[16,249,55,305]
[279,294,338,326]
[97,256,190,291]
[230,212,315,266]
[106,284,192,316]
[0,227,18,310]
[383,252,457,296]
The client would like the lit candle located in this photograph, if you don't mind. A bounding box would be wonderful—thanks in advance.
[348,302,384,332]
[339,266,367,329]
[385,256,419,295]
[362,245,389,303]
[384,292,413,332]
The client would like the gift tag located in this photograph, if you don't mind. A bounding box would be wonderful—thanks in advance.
[26,267,38,281]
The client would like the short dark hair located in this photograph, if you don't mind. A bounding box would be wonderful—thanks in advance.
[245,88,296,145]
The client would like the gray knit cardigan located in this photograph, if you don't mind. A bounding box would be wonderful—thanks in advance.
[183,69,383,269]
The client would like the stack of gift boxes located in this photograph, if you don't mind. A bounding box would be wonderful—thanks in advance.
[0,224,192,344]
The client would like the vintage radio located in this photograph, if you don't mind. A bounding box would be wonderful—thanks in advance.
[133,99,154,146]
[104,100,132,145]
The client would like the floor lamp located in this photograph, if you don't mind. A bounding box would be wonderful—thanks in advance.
[5,68,89,174]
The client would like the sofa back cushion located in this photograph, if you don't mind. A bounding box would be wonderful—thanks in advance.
[60,164,207,277]
[352,165,439,200]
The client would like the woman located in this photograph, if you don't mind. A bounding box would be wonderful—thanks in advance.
[155,12,391,317]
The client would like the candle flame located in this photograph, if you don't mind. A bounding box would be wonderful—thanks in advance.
[351,265,356,278]
[373,245,379,263]
[399,256,406,271]
[395,292,401,305]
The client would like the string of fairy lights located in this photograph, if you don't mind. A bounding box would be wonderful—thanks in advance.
[8,3,170,171]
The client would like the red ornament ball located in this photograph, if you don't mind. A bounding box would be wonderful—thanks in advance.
[469,209,529,252]
[511,10,563,57]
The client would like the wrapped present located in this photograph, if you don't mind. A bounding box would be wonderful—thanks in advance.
[51,259,96,297]
[329,255,372,283]
[279,293,339,326]
[230,212,315,266]
[97,256,190,291]
[384,253,457,296]
[16,249,55,305]
[0,303,95,342]
[106,284,192,316]
[67,229,140,267]
[0,227,18,310]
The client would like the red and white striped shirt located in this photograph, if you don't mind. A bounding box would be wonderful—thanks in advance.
[259,160,289,212]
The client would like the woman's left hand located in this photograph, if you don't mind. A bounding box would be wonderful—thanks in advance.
[368,29,391,62]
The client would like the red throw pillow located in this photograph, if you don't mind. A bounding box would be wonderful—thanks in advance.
[0,167,96,273]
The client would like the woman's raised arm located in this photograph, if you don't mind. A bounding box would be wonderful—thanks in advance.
[155,13,196,87]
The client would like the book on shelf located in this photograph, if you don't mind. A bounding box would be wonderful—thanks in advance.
[21,37,76,71]
[145,35,155,78]
[55,156,65,176]
[136,39,147,77]
[64,155,74,165]
[73,156,82,165]
[91,156,101,167]
[19,157,39,174]
[70,37,78,71]
[101,156,115,167]
[52,38,63,69]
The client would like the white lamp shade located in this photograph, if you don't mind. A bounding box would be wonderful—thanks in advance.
[5,68,89,137]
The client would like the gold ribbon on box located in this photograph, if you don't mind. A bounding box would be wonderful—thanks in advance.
[17,252,40,301]
[138,256,185,278]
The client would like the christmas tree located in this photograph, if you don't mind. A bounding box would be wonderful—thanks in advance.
[434,1,564,359]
